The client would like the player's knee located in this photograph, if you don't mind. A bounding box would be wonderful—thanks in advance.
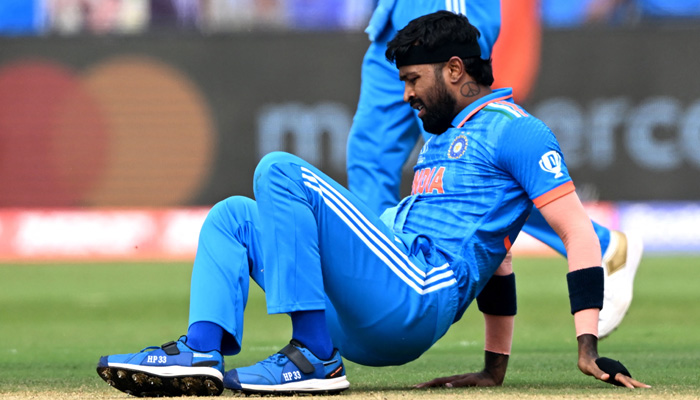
[254,151,300,183]
[209,196,256,225]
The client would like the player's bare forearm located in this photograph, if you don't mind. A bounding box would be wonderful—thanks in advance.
[484,313,514,355]
[538,192,602,272]
[413,350,509,388]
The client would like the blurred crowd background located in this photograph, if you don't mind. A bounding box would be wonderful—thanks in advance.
[2,0,700,36]
[2,0,374,34]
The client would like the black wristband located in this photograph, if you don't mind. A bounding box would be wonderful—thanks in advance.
[477,273,517,316]
[566,267,604,314]
[596,357,631,386]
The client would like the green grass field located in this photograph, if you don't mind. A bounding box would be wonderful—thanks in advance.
[1,256,699,399]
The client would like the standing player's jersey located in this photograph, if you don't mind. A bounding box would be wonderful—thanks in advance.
[382,88,575,318]
[365,0,500,59]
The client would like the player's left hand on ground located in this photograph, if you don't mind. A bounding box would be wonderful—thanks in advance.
[578,352,651,388]
[577,333,650,388]
[415,351,508,388]
[414,371,502,388]
[592,357,651,388]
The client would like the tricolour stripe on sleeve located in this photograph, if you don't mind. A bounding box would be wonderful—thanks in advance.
[491,101,529,117]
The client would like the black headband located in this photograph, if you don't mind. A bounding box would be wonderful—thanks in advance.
[395,41,481,68]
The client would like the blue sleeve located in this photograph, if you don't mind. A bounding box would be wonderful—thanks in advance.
[497,116,573,201]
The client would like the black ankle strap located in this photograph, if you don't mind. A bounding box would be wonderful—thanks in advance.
[161,341,180,355]
[280,342,315,374]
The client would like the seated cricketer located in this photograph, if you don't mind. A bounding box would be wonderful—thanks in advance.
[347,0,643,340]
[96,11,650,397]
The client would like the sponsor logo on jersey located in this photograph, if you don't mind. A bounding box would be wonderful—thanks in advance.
[448,135,468,159]
[539,150,564,178]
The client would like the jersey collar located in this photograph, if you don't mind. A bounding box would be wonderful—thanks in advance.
[452,88,514,128]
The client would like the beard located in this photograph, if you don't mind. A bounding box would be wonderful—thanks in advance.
[417,77,457,135]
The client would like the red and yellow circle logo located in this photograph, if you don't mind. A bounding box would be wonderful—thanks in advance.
[0,57,215,207]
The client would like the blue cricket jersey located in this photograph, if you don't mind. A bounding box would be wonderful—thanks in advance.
[382,88,575,320]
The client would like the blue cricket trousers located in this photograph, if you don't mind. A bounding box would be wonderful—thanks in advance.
[189,152,460,366]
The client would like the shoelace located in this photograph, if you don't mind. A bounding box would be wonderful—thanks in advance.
[254,352,290,367]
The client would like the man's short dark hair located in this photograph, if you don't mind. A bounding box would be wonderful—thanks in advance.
[385,10,494,87]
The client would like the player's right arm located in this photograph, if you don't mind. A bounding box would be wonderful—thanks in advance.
[539,192,650,388]
[499,115,649,388]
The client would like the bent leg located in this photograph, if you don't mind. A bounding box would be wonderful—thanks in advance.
[188,196,264,356]
[254,152,459,366]
[96,198,265,395]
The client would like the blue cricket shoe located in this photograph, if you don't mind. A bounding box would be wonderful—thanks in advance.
[224,340,350,395]
[96,336,224,397]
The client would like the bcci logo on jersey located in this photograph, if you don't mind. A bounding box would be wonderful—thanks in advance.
[448,135,468,159]
[539,150,564,178]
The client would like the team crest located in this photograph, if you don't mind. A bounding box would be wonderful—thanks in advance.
[448,135,468,159]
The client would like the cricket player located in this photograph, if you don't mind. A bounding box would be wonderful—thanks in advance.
[96,11,649,397]
[347,0,643,339]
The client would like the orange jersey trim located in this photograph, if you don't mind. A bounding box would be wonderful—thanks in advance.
[504,236,512,251]
[533,181,576,208]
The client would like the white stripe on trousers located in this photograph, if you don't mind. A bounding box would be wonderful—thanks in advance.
[300,167,456,295]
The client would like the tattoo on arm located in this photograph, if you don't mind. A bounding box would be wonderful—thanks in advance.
[460,81,481,98]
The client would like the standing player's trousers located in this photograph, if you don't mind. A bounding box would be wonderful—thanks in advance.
[189,152,461,366]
